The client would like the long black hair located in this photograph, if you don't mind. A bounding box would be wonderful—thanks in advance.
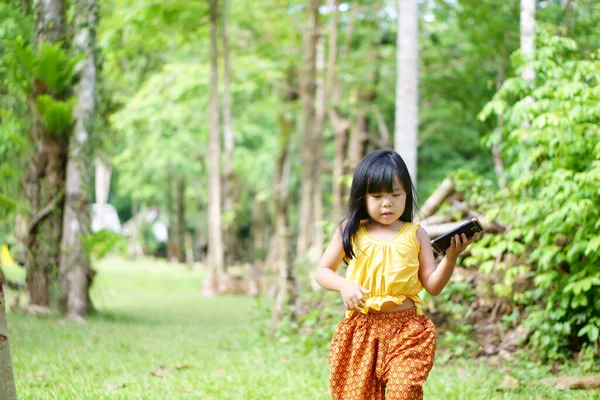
[340,149,416,260]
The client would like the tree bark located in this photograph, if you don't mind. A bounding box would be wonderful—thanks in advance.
[416,177,454,222]
[326,0,349,224]
[562,0,572,36]
[166,168,176,260]
[24,0,67,308]
[208,0,224,292]
[94,158,111,229]
[493,25,510,190]
[330,109,349,223]
[176,176,185,263]
[251,196,268,264]
[296,0,320,258]
[0,277,17,400]
[520,0,536,81]
[308,36,326,262]
[273,66,299,331]
[394,0,419,186]
[222,0,236,265]
[59,0,98,321]
[35,0,64,43]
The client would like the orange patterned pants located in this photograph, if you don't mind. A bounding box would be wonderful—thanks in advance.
[328,308,436,400]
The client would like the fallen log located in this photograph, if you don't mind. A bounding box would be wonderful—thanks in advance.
[415,177,454,222]
[422,220,468,238]
[537,376,600,390]
[419,214,453,226]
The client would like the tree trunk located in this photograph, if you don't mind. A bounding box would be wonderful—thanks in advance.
[308,36,326,262]
[185,232,194,266]
[176,176,185,263]
[562,0,572,35]
[520,0,536,81]
[349,40,379,168]
[35,0,64,43]
[394,0,419,186]
[416,177,454,221]
[208,0,224,293]
[326,0,349,224]
[493,24,510,190]
[330,109,349,224]
[0,277,17,399]
[251,196,267,263]
[24,0,67,308]
[59,0,98,321]
[296,0,320,258]
[222,0,236,265]
[94,158,111,229]
[273,66,299,331]
[166,169,176,260]
[347,104,368,172]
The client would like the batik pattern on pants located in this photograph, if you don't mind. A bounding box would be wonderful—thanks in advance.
[328,308,436,400]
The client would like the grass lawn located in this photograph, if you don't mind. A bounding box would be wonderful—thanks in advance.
[4,257,598,399]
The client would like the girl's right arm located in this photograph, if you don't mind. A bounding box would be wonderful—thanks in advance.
[313,228,370,310]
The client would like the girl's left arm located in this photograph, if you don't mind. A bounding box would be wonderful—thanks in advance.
[416,226,474,296]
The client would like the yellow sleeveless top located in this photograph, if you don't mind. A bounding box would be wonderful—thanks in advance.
[346,222,424,316]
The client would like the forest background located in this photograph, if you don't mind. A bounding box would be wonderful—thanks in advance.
[0,0,599,398]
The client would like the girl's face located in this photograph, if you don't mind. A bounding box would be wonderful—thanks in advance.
[365,175,406,226]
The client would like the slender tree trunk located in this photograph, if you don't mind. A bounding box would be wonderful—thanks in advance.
[296,0,320,258]
[208,0,224,293]
[166,169,176,260]
[350,40,379,164]
[184,232,194,266]
[251,196,267,263]
[176,176,185,263]
[35,0,64,43]
[326,0,349,224]
[308,36,326,262]
[221,0,236,265]
[493,20,511,190]
[562,0,572,35]
[520,0,536,81]
[394,0,419,185]
[24,0,67,308]
[94,159,111,228]
[21,0,30,14]
[330,109,349,223]
[273,66,299,331]
[347,106,368,170]
[0,276,17,399]
[59,0,98,321]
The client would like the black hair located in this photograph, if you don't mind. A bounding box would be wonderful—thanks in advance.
[340,149,417,260]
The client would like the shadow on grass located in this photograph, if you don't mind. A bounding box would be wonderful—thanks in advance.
[88,309,166,326]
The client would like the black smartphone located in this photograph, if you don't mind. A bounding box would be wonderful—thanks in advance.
[430,218,483,254]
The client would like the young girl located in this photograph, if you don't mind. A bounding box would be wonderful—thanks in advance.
[314,149,475,400]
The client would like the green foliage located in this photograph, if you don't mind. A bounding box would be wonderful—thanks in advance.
[473,27,600,361]
[7,39,82,96]
[0,4,33,244]
[36,42,83,93]
[35,94,76,136]
[86,229,127,260]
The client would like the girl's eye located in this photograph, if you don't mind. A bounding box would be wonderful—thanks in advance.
[371,194,382,198]
[393,193,403,197]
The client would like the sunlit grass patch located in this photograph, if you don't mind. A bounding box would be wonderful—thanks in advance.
[5,256,599,399]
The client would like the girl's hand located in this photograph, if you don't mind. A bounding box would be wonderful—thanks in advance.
[446,233,476,259]
[340,281,371,310]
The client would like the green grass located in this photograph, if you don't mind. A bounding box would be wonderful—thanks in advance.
[5,257,599,399]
